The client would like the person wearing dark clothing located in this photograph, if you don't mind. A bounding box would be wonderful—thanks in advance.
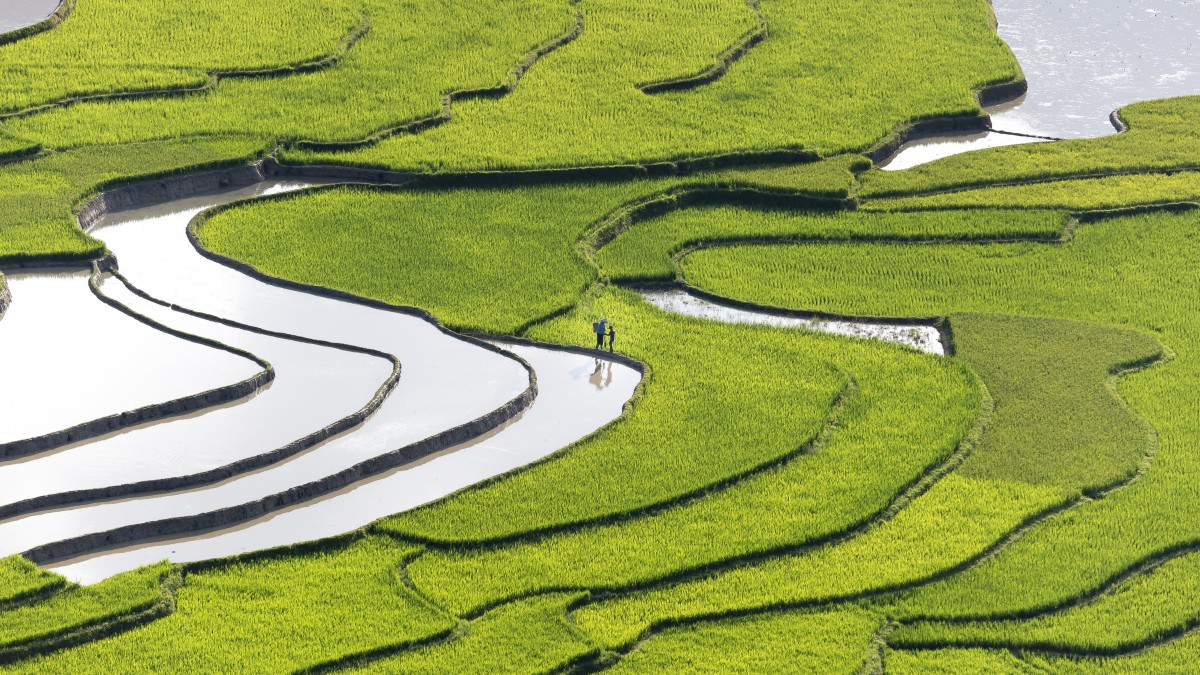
[593,319,608,349]
[607,324,616,352]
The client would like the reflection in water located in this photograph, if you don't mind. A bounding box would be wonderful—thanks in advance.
[589,359,614,390]
[642,289,943,355]
[0,0,58,33]
[883,0,1198,169]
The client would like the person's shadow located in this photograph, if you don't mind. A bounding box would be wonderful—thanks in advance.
[589,359,613,390]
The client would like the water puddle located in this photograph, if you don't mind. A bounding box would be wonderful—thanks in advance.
[641,288,943,355]
[0,0,58,33]
[44,344,640,584]
[0,270,260,447]
[882,0,1199,168]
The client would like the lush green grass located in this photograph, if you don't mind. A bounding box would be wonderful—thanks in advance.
[0,0,362,114]
[0,557,63,606]
[606,608,883,673]
[859,95,1200,197]
[404,291,978,615]
[1026,630,1200,673]
[717,154,868,197]
[885,647,1034,674]
[0,136,269,265]
[378,287,846,543]
[682,211,1200,631]
[0,563,170,652]
[1,537,453,673]
[863,171,1200,212]
[891,549,1200,654]
[568,311,1159,649]
[598,207,1067,282]
[286,0,1019,171]
[8,0,574,150]
[356,594,594,673]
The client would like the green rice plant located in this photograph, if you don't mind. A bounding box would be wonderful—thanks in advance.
[859,95,1200,197]
[715,155,868,198]
[378,287,846,543]
[0,135,268,265]
[9,0,575,151]
[681,211,1200,631]
[567,312,1159,649]
[285,0,1019,172]
[0,557,63,606]
[571,473,1064,649]
[0,563,172,655]
[354,594,595,674]
[863,170,1200,212]
[0,0,363,114]
[1025,631,1200,673]
[405,296,980,615]
[1,537,453,673]
[605,608,883,673]
[598,207,1068,282]
[196,180,679,334]
[890,549,1200,654]
[884,647,1034,674]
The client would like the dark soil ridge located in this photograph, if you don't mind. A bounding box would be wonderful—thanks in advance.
[0,264,275,462]
[0,13,371,121]
[636,0,768,94]
[290,0,586,153]
[0,266,402,524]
[0,569,180,666]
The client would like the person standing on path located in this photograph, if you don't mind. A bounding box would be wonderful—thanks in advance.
[593,318,608,350]
[607,324,616,353]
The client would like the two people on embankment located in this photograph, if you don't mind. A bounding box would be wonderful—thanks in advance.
[593,318,616,353]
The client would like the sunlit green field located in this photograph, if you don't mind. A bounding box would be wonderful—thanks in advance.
[1,0,1199,671]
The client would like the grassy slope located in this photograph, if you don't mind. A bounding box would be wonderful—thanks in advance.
[606,608,883,673]
[378,286,846,542]
[402,290,978,615]
[858,95,1200,197]
[683,212,1200,631]
[0,136,269,264]
[286,0,1018,171]
[0,557,64,606]
[891,549,1200,653]
[598,206,1067,281]
[570,312,1160,649]
[1,537,454,673]
[0,0,362,113]
[8,0,574,149]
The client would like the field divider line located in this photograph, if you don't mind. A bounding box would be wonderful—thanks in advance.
[0,12,370,122]
[0,568,180,666]
[0,266,400,524]
[0,263,275,462]
[636,0,768,94]
[404,360,986,620]
[860,164,1200,201]
[289,0,585,153]
[559,313,1168,652]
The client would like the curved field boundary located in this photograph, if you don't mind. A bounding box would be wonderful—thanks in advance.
[0,266,404,522]
[0,570,180,666]
[0,0,71,47]
[636,0,768,94]
[0,14,371,121]
[864,79,1028,167]
[291,0,586,153]
[0,264,275,461]
[552,310,1167,654]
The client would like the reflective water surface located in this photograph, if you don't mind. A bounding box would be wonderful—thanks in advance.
[49,344,640,583]
[641,289,944,355]
[0,0,58,33]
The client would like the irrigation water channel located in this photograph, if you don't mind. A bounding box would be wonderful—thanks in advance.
[881,0,1199,169]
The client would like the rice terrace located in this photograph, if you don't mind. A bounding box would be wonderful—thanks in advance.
[0,0,1199,671]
